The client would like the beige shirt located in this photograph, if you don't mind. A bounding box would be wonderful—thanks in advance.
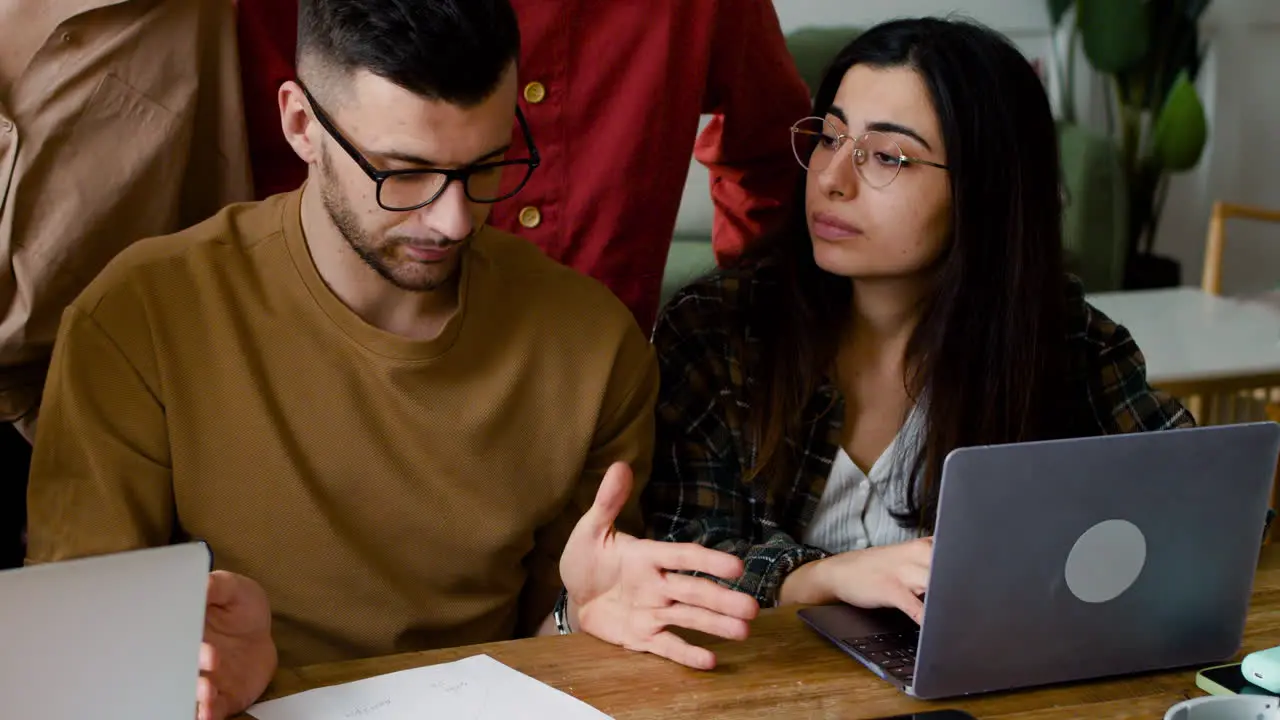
[26,189,657,666]
[0,0,253,437]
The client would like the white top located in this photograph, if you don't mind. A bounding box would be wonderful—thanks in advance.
[803,410,927,554]
[1086,288,1280,385]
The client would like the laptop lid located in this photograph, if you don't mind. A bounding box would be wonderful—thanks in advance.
[0,542,211,720]
[912,421,1280,699]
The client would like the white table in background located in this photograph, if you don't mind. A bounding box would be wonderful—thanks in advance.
[1086,287,1280,405]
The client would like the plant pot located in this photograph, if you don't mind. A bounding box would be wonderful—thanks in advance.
[1123,252,1182,290]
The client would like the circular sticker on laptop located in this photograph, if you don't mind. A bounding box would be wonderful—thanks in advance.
[1064,519,1147,603]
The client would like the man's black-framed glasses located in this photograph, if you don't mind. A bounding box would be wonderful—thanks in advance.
[298,81,541,212]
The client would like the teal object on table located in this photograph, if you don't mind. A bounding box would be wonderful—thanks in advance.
[1242,645,1280,693]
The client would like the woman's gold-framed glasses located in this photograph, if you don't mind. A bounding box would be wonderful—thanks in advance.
[790,116,948,189]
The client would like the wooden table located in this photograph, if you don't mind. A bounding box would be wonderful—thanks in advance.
[238,546,1280,720]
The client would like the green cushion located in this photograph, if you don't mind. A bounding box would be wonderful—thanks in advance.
[660,234,717,310]
[1058,122,1127,292]
[784,26,863,94]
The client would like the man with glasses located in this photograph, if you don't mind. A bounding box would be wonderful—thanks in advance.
[236,0,810,334]
[25,2,758,718]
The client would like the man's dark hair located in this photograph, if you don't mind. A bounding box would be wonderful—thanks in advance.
[297,0,520,105]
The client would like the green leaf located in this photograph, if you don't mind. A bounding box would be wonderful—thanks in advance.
[1152,72,1208,171]
[1049,0,1074,26]
[1140,0,1210,111]
[1076,0,1149,73]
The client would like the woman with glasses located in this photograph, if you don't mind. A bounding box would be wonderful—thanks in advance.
[641,17,1193,622]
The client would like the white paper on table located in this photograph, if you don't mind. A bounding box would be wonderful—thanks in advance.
[245,654,614,720]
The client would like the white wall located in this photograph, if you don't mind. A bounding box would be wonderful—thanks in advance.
[1167,1,1280,293]
[773,0,1049,35]
[676,0,1280,295]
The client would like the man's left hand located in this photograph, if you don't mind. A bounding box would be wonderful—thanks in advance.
[559,462,759,670]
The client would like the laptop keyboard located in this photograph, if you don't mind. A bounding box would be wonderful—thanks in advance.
[844,629,919,682]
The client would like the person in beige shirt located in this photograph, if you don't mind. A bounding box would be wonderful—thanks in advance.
[25,1,758,719]
[0,0,253,568]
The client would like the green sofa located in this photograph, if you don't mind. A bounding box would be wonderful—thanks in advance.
[660,25,1127,307]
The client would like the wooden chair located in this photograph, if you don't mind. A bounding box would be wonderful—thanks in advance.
[1201,200,1280,296]
[1181,201,1280,424]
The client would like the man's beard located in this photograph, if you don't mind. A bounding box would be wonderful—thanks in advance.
[318,148,465,293]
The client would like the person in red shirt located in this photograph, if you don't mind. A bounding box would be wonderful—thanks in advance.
[237,0,811,332]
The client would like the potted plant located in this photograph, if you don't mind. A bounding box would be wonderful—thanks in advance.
[1048,0,1211,289]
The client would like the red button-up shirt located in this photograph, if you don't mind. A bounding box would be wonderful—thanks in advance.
[237,0,810,332]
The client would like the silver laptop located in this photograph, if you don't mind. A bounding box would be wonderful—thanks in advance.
[799,421,1280,700]
[0,542,211,720]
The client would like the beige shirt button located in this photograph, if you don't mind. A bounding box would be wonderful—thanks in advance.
[523,81,547,104]
[518,206,542,228]
[61,32,74,43]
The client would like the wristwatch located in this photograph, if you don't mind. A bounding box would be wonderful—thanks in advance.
[553,587,573,635]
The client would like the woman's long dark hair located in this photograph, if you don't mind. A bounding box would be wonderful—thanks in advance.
[738,17,1069,530]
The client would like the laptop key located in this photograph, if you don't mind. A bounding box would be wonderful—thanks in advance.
[871,633,910,645]
[850,640,896,653]
[852,632,915,650]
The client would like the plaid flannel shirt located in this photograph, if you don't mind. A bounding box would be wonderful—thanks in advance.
[642,268,1194,608]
